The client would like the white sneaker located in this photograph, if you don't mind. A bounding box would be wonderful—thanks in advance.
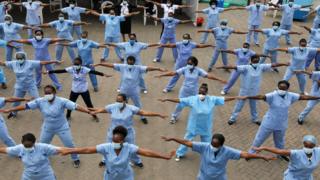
[143,90,148,94]
[304,92,309,95]
[162,89,168,93]
[116,89,120,92]
[169,117,177,124]
[175,156,181,162]
[220,90,226,95]
[153,59,158,63]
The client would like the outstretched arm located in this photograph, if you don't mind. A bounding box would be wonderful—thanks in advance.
[288,31,302,35]
[299,95,320,101]
[160,43,176,48]
[293,70,312,76]
[206,74,227,84]
[240,151,276,161]
[138,148,175,160]
[146,66,167,72]
[252,146,290,156]
[5,97,30,103]
[225,96,247,102]
[219,49,236,54]
[224,7,246,11]
[88,107,108,115]
[1,105,27,113]
[158,98,180,103]
[125,11,140,17]
[216,65,237,70]
[246,95,266,100]
[60,147,97,155]
[145,0,161,6]
[198,29,213,33]
[299,25,311,33]
[0,147,7,154]
[162,136,193,147]
[50,38,69,44]
[271,63,290,68]
[38,23,51,28]
[93,63,114,68]
[233,30,248,34]
[75,105,91,114]
[73,21,90,26]
[250,29,263,33]
[154,71,177,78]
[40,60,61,65]
[88,10,101,17]
[9,39,31,45]
[179,20,193,24]
[137,110,167,119]
[273,48,288,53]
[196,44,215,48]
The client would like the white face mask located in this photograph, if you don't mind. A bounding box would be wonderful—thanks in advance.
[167,17,173,21]
[186,64,193,69]
[70,4,75,8]
[273,26,279,30]
[44,94,55,101]
[27,0,32,3]
[303,147,313,155]
[123,1,128,5]
[211,5,216,8]
[277,89,287,96]
[299,46,306,51]
[242,48,249,52]
[210,145,220,152]
[256,3,261,6]
[81,38,87,43]
[199,94,206,101]
[75,65,81,70]
[182,39,189,45]
[5,20,10,25]
[17,60,25,65]
[288,2,293,6]
[58,17,64,22]
[167,3,171,6]
[35,35,42,41]
[112,142,122,150]
[127,64,134,68]
[251,63,258,68]
[221,25,227,29]
[24,147,34,153]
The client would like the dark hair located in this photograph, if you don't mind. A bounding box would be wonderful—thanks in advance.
[272,21,280,26]
[129,33,136,38]
[34,29,44,35]
[212,133,225,146]
[278,80,290,89]
[117,93,127,102]
[251,55,260,61]
[112,126,128,138]
[81,31,88,36]
[243,42,250,47]
[299,38,307,44]
[200,83,208,93]
[73,57,83,64]
[58,13,64,17]
[127,56,136,63]
[44,85,57,94]
[183,33,191,39]
[209,0,217,5]
[188,56,198,66]
[21,133,36,144]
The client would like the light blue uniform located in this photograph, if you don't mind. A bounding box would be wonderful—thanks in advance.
[69,39,100,89]
[5,60,40,110]
[22,1,41,38]
[26,97,79,161]
[0,39,7,83]
[48,20,76,61]
[192,142,241,180]
[259,28,289,64]
[165,41,197,91]
[249,91,300,153]
[171,66,208,119]
[245,4,269,44]
[105,103,141,164]
[312,6,320,29]
[27,38,62,90]
[0,3,7,39]
[61,6,86,39]
[155,18,180,62]
[306,28,320,70]
[284,148,320,180]
[223,48,256,93]
[100,14,125,60]
[0,97,15,147]
[298,72,320,122]
[96,142,138,180]
[176,95,225,157]
[200,7,224,44]
[229,64,272,122]
[284,47,318,93]
[0,22,24,61]
[208,27,234,69]
[280,4,301,44]
[114,64,147,120]
[7,143,59,180]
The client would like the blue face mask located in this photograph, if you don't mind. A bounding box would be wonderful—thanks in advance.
[81,38,87,43]
[110,15,115,19]
[129,39,135,45]
[251,63,258,68]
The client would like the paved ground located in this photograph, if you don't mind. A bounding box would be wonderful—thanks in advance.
[0,2,320,180]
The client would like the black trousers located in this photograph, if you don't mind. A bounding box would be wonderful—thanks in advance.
[66,90,94,118]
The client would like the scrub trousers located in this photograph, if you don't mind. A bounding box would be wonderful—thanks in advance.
[222,70,241,93]
[71,26,82,39]
[172,88,197,119]
[165,62,186,91]
[22,170,56,180]
[208,45,228,69]
[27,24,40,39]
[0,67,6,84]
[259,48,278,64]
[176,131,211,157]
[0,119,16,147]
[283,68,306,94]
[306,51,320,70]
[12,85,39,116]
[298,99,320,122]
[246,25,260,45]
[280,24,292,44]
[6,44,23,61]
[121,90,145,120]
[85,65,98,89]
[155,36,178,62]
[36,64,62,90]
[103,36,122,61]
[200,25,214,44]
[229,99,258,123]
[66,90,94,118]
[55,44,76,62]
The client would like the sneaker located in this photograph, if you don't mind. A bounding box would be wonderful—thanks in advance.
[170,117,177,124]
[297,118,304,125]
[207,68,212,72]
[1,83,7,89]
[134,162,144,168]
[116,89,120,92]
[227,120,235,125]
[7,112,16,119]
[98,161,105,168]
[94,87,99,92]
[73,160,80,168]
[143,90,148,94]
[304,92,309,96]
[162,89,168,93]
[273,68,279,73]
[254,121,261,126]
[141,118,148,124]
[92,115,99,122]
[175,156,181,162]
[153,59,158,63]
[220,90,226,95]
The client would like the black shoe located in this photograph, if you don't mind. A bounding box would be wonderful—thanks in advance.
[297,119,304,125]
[141,118,148,124]
[273,68,279,73]
[73,160,80,168]
[255,43,260,47]
[207,68,212,72]
[98,161,105,167]
[92,115,99,122]
[280,155,290,162]
[134,162,144,168]
[227,121,235,125]
[7,112,16,119]
[254,121,261,126]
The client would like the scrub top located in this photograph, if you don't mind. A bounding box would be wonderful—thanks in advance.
[160,4,179,18]
[280,4,301,26]
[22,1,41,25]
[234,48,256,65]
[310,72,320,96]
[27,38,52,60]
[176,66,208,95]
[116,42,148,65]
[161,18,180,39]
[48,20,75,40]
[309,29,320,48]
[212,27,234,47]
[246,4,269,26]
[100,14,125,38]
[65,66,91,93]
[0,22,24,41]
[69,39,99,64]
[61,7,86,21]
[176,41,197,62]
[0,3,6,22]
[287,47,318,70]
[262,28,289,49]
[202,7,224,28]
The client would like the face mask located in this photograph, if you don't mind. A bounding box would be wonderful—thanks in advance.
[110,15,115,19]
[251,63,258,68]
[81,38,87,43]
[221,25,227,29]
[299,46,306,51]
[28,0,32,3]
[127,64,134,68]
[58,17,64,22]
[75,65,81,70]
[277,89,287,96]
[211,5,216,8]
[303,147,313,155]
[70,4,75,8]
[116,102,125,108]
[210,145,219,152]
[256,3,261,7]
[186,64,193,69]
[273,26,279,30]
[167,3,171,6]
[17,60,25,65]
[112,142,122,150]
[123,1,128,5]
[129,39,135,45]
[242,48,249,52]
[5,20,10,25]
[182,39,189,45]
[44,94,55,101]
[35,35,42,41]
[199,94,206,101]
[288,2,293,6]
[167,17,173,21]
[24,147,34,153]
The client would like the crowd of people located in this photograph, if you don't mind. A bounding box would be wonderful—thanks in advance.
[0,0,319,179]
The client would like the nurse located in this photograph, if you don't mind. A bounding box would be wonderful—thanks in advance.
[158,84,242,160]
[146,0,190,18]
[253,21,301,72]
[0,133,66,180]
[89,93,167,167]
[253,135,320,180]
[0,15,33,61]
[1,85,92,168]
[216,55,289,125]
[273,38,320,94]
[220,42,269,95]
[0,39,17,89]
[247,80,320,161]
[0,52,60,119]
[0,1,11,39]
[94,56,166,124]
[38,13,89,62]
[162,134,273,179]
[300,25,320,71]
[59,31,107,92]
[161,33,214,93]
[10,29,64,90]
[88,9,140,61]
[46,57,111,120]
[149,12,192,62]
[306,5,320,29]
[195,0,243,44]
[198,20,248,72]
[156,57,227,123]
[12,0,49,38]
[60,126,175,180]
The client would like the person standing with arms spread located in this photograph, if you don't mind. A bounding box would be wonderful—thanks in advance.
[300,25,320,71]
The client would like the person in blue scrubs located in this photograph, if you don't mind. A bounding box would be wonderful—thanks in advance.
[252,21,301,72]
[149,12,192,62]
[159,84,243,160]
[219,42,270,95]
[301,25,320,71]
[12,0,49,38]
[162,133,273,179]
[59,0,90,39]
[216,55,289,125]
[0,1,11,39]
[0,133,66,180]
[10,29,64,90]
[198,20,248,72]
[0,39,17,89]
[1,85,92,168]
[59,31,107,92]
[156,57,227,123]
[0,15,33,61]
[89,93,167,168]
[246,80,320,161]
[94,56,166,124]
[274,38,320,94]
[160,33,214,93]
[253,135,320,180]
[0,52,60,119]
[106,33,159,93]
[60,125,175,180]
[38,13,89,62]
[89,9,140,61]
[195,0,243,44]
[306,5,320,29]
